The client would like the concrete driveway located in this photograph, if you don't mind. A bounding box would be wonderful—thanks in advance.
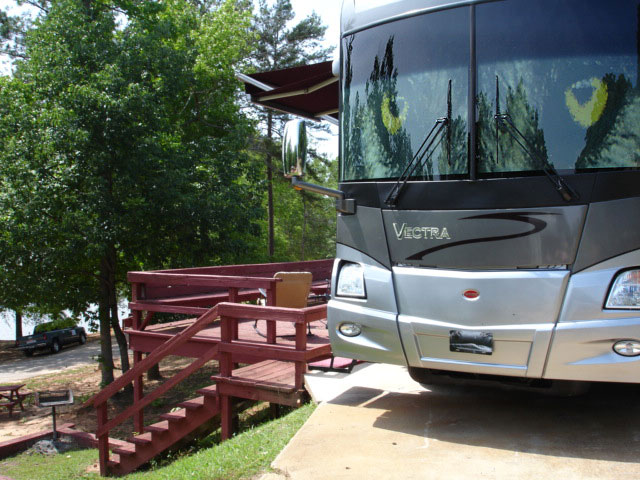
[264,363,640,480]
[0,339,121,383]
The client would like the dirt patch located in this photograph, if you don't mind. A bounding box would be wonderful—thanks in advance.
[0,355,219,444]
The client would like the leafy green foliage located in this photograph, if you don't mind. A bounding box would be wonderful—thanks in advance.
[247,0,336,261]
[0,0,261,380]
[32,317,77,334]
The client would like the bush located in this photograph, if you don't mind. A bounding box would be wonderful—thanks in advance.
[33,318,78,334]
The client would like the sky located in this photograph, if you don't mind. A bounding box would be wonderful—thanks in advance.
[0,0,342,339]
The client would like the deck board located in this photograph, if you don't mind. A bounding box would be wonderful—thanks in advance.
[128,317,330,352]
[213,360,298,392]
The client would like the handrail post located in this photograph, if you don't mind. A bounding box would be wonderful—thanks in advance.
[266,286,277,344]
[97,402,109,476]
[220,315,234,440]
[139,311,154,331]
[133,350,144,434]
[228,288,239,340]
[131,283,142,331]
[295,317,308,390]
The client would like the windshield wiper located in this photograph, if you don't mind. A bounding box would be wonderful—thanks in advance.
[385,80,452,207]
[494,76,578,202]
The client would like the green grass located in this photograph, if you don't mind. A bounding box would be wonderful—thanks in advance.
[0,402,316,480]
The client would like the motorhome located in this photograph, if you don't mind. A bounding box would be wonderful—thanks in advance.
[245,0,640,389]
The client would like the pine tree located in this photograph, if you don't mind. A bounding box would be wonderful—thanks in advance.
[248,0,331,261]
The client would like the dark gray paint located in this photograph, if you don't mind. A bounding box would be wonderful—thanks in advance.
[382,206,587,268]
[573,197,640,273]
[337,206,391,268]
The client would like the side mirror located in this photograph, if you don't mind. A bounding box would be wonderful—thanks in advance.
[281,119,356,215]
[282,119,307,178]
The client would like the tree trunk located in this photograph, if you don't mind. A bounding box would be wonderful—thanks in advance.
[99,256,115,386]
[105,244,133,397]
[301,193,307,261]
[147,360,162,381]
[14,310,22,342]
[108,245,129,375]
[267,112,275,261]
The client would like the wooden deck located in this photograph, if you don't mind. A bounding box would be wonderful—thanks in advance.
[86,259,335,476]
[128,316,331,362]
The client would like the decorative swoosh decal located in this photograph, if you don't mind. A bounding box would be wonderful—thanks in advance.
[406,212,558,261]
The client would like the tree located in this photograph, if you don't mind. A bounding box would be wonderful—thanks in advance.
[0,0,260,385]
[248,0,332,261]
[477,79,548,172]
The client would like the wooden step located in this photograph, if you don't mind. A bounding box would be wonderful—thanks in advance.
[144,420,170,434]
[111,442,137,457]
[212,360,297,392]
[128,432,153,446]
[107,453,121,468]
[109,397,222,476]
[178,396,208,410]
[160,409,188,422]
[212,360,305,407]
[56,425,135,451]
[196,385,218,397]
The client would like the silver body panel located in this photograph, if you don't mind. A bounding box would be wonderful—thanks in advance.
[328,245,405,365]
[329,214,640,383]
[395,266,568,377]
[544,250,640,382]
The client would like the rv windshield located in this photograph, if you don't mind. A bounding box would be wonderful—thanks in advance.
[341,7,470,182]
[341,0,640,182]
[477,0,639,176]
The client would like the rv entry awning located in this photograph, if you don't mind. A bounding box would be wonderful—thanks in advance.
[237,61,339,124]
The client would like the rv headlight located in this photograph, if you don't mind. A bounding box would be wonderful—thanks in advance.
[605,269,640,309]
[336,262,366,298]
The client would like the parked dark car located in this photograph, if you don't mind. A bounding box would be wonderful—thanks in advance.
[16,321,87,356]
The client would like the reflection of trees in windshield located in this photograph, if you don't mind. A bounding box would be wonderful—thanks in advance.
[343,36,412,179]
[342,36,363,179]
[478,80,548,172]
[343,36,467,180]
[576,73,640,169]
[478,72,640,173]
[361,37,412,178]
[437,116,467,177]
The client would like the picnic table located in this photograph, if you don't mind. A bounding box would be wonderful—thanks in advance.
[0,384,28,416]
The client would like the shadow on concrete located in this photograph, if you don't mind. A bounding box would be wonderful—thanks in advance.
[328,382,640,463]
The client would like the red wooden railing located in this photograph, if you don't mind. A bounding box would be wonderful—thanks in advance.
[86,300,330,474]
[86,259,333,475]
[215,302,329,439]
[86,304,222,474]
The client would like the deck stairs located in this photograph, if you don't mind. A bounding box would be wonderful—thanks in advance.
[110,389,221,475]
[83,300,329,476]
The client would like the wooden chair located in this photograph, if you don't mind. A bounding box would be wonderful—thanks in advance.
[274,272,313,308]
[256,272,313,335]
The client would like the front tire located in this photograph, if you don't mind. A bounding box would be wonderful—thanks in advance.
[51,339,61,354]
[79,332,87,345]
